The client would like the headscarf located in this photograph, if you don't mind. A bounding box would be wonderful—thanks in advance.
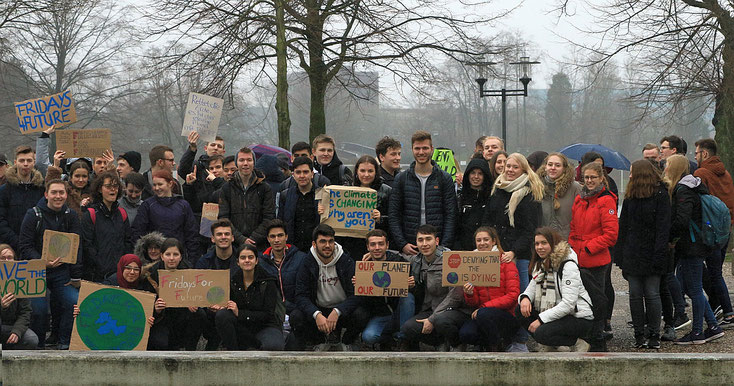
[117,254,142,289]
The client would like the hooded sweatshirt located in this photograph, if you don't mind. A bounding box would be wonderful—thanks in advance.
[458,158,492,250]
[310,243,347,309]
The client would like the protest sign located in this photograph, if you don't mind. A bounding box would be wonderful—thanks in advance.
[70,281,155,351]
[442,251,501,287]
[56,129,111,158]
[0,260,46,298]
[181,92,224,143]
[317,186,377,238]
[199,203,220,238]
[158,269,229,308]
[432,148,457,181]
[41,230,80,264]
[15,90,77,134]
[354,260,410,297]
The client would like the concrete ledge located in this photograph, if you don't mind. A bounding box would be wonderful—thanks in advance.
[3,351,734,385]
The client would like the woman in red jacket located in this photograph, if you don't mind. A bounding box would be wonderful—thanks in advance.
[569,162,619,351]
[458,226,521,351]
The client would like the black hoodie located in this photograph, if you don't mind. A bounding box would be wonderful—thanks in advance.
[457,158,492,250]
[314,152,353,186]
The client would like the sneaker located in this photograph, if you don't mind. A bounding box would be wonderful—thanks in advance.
[603,321,613,341]
[704,326,725,342]
[661,325,676,341]
[646,337,660,349]
[627,321,634,328]
[714,306,723,321]
[506,342,529,352]
[674,331,706,345]
[572,338,590,352]
[720,316,734,329]
[634,336,647,349]
[534,344,555,352]
[674,314,691,330]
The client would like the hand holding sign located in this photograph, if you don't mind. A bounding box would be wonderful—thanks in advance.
[1,293,15,309]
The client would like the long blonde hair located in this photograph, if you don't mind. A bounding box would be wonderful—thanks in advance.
[664,154,690,197]
[505,152,545,201]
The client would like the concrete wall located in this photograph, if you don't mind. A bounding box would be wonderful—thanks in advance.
[3,351,732,385]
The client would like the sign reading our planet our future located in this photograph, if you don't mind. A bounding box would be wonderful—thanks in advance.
[354,261,410,297]
[158,269,229,308]
[318,185,377,238]
[442,251,501,287]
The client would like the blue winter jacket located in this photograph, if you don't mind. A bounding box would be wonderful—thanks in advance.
[295,244,361,317]
[131,195,200,263]
[259,244,307,314]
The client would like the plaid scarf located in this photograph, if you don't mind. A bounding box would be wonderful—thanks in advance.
[533,269,557,313]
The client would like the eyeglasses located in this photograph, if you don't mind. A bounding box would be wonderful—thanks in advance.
[123,265,141,272]
[583,175,600,180]
[163,158,175,163]
[660,146,670,150]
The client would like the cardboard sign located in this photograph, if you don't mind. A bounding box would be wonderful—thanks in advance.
[158,269,229,307]
[0,260,46,298]
[432,148,457,181]
[70,281,155,351]
[317,186,377,238]
[56,129,111,158]
[15,90,77,134]
[199,203,220,238]
[442,251,501,287]
[354,260,410,297]
[41,230,80,264]
[181,92,224,143]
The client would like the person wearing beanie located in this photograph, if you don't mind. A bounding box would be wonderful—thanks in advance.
[117,151,142,179]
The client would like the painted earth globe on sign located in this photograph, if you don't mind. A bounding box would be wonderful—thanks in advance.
[446,272,459,284]
[77,288,146,350]
[48,233,71,258]
[206,286,226,304]
[372,271,391,288]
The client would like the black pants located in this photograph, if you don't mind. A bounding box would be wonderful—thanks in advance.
[148,308,206,350]
[586,264,609,342]
[605,262,615,320]
[459,307,517,350]
[297,306,370,345]
[202,309,221,350]
[401,309,470,347]
[515,304,593,347]
[215,309,284,350]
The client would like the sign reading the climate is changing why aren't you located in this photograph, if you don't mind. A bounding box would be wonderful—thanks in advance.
[318,186,377,238]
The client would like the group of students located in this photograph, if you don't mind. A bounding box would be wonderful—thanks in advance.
[1,126,732,353]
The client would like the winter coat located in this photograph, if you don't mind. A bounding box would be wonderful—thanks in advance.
[295,243,361,317]
[482,184,541,261]
[411,246,451,316]
[45,165,91,219]
[133,231,166,264]
[615,183,671,277]
[259,245,307,314]
[118,196,142,224]
[18,198,83,279]
[229,264,283,330]
[81,201,133,282]
[194,246,239,276]
[178,147,210,196]
[670,175,713,259]
[140,169,183,202]
[457,158,492,250]
[218,169,275,248]
[389,161,458,251]
[131,195,200,262]
[277,175,326,245]
[379,164,399,188]
[694,156,734,225]
[464,261,520,315]
[519,242,594,323]
[537,169,582,239]
[314,152,353,186]
[1,297,32,340]
[361,251,411,317]
[256,155,287,198]
[279,174,331,193]
[0,166,45,249]
[569,187,619,268]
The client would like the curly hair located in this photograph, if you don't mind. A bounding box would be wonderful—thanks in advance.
[90,170,123,203]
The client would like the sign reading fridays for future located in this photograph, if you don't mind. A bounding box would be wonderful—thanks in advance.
[181,92,224,143]
[15,90,77,134]
[317,186,377,238]
[0,260,46,298]
[158,269,229,308]
[442,251,501,287]
[56,129,112,158]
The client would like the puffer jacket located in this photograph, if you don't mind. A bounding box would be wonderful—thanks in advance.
[482,184,541,261]
[671,175,713,259]
[134,231,166,264]
[519,242,594,323]
[218,169,275,248]
[229,264,283,330]
[0,166,45,249]
[569,186,619,268]
[694,156,734,224]
[81,201,133,282]
[457,158,492,250]
[259,245,307,314]
[389,161,457,251]
[615,183,671,276]
[464,261,520,315]
[131,195,200,263]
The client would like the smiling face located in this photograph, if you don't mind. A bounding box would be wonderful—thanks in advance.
[238,248,258,272]
[314,142,335,166]
[293,164,313,189]
[583,169,601,191]
[210,225,233,250]
[416,232,439,257]
[494,154,507,175]
[534,235,551,259]
[122,262,141,283]
[313,234,335,260]
[223,161,236,181]
[367,235,388,260]
[483,138,502,160]
[474,231,496,252]
[357,162,376,187]
[125,183,142,202]
[468,168,484,189]
[162,246,182,269]
[71,167,89,190]
[545,155,564,180]
[152,177,173,197]
[379,146,401,172]
[412,139,433,166]
[503,157,522,181]
[45,182,68,211]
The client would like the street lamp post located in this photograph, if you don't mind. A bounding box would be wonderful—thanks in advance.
[474,57,540,150]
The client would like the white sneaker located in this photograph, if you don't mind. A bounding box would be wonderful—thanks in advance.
[572,338,590,352]
[506,342,529,352]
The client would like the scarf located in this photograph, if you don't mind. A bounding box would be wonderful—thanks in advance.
[580,184,603,199]
[493,173,530,227]
[541,172,573,210]
[533,269,557,313]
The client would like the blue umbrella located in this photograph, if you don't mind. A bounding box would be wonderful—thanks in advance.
[559,143,631,171]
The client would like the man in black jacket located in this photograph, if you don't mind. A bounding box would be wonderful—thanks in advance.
[0,145,45,250]
[375,136,402,188]
[312,134,353,186]
[179,132,226,213]
[389,130,457,255]
[294,224,368,348]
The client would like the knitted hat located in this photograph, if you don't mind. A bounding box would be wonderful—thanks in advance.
[120,151,142,172]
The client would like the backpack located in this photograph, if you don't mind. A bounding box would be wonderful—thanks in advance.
[689,193,731,249]
[557,259,607,321]
[88,207,128,225]
[33,206,73,232]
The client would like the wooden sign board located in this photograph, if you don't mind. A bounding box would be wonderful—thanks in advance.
[199,203,220,238]
[70,281,155,351]
[354,260,410,297]
[56,129,111,158]
[41,230,80,264]
[317,186,377,238]
[15,90,77,134]
[158,269,229,308]
[0,260,46,298]
[442,251,501,287]
[181,92,224,143]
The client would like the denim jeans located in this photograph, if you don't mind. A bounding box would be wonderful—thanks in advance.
[705,247,733,315]
[668,271,687,318]
[678,257,718,334]
[515,259,530,292]
[30,269,79,347]
[361,294,415,344]
[627,274,662,338]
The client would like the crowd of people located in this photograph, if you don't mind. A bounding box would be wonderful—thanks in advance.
[1,126,733,353]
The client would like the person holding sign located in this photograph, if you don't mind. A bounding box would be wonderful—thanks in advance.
[0,244,39,350]
[0,145,45,251]
[457,158,492,250]
[517,228,593,352]
[214,244,285,351]
[278,157,326,253]
[141,238,206,351]
[18,179,82,349]
[179,132,226,209]
[458,227,520,352]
